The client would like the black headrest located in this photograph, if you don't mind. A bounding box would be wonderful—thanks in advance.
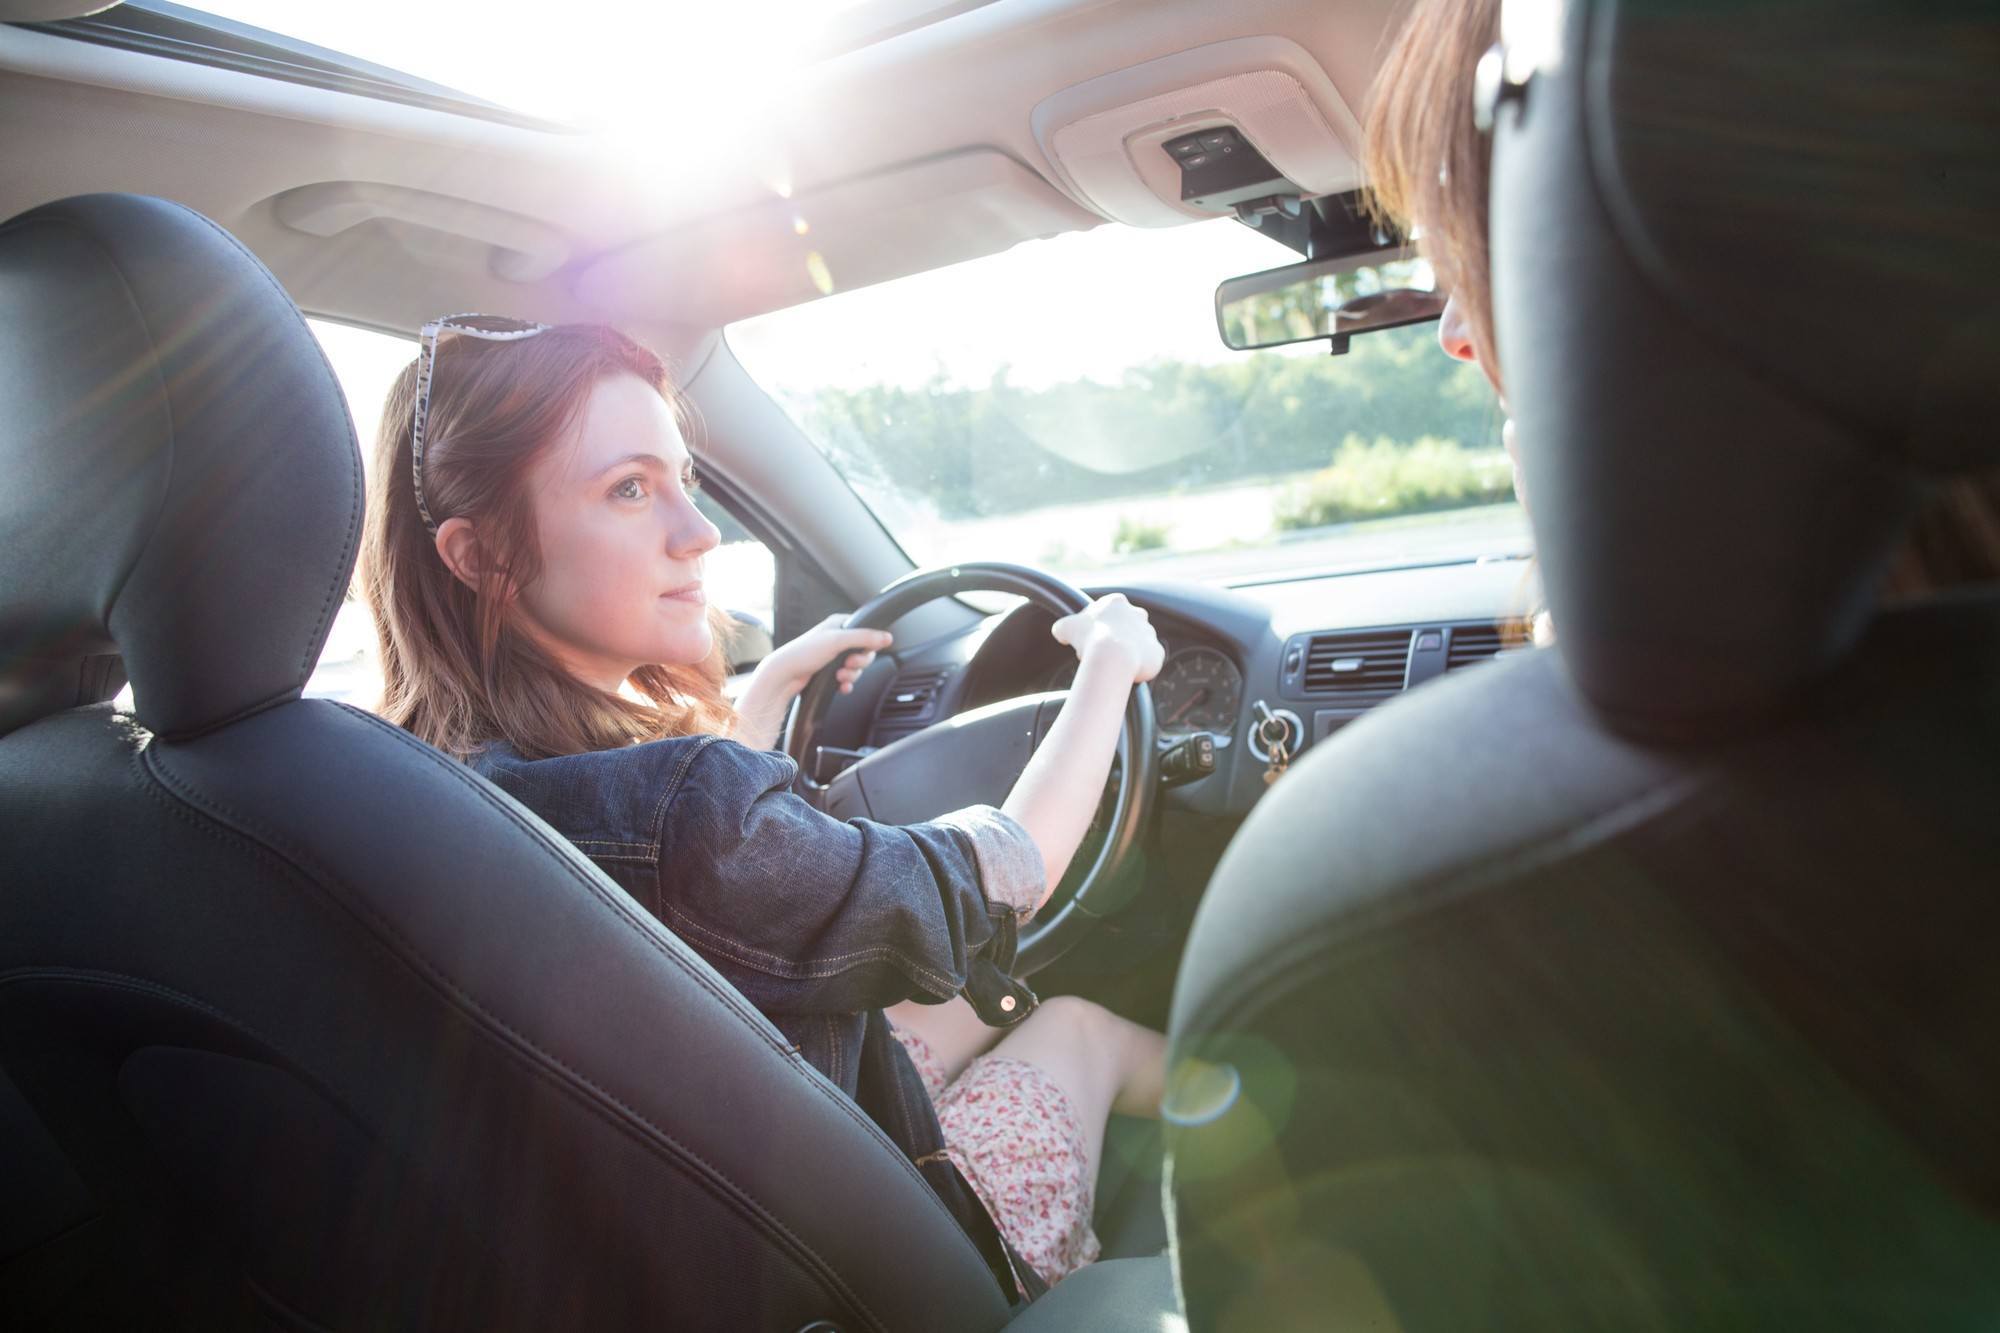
[0,194,361,738]
[1489,0,2000,738]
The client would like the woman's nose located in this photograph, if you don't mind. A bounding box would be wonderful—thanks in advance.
[1437,293,1479,364]
[667,490,721,560]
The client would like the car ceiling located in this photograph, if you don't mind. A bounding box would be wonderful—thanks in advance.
[0,0,1401,361]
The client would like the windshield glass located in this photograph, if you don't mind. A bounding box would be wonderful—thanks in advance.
[727,219,1527,585]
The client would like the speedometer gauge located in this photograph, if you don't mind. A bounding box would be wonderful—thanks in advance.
[1152,647,1242,735]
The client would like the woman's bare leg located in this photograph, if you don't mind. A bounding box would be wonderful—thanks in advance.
[883,995,1006,1083]
[980,995,1167,1181]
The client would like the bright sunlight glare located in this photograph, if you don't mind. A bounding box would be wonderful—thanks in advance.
[188,0,878,133]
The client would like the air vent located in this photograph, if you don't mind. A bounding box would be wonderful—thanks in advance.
[1302,630,1412,694]
[877,668,950,725]
[1444,622,1524,671]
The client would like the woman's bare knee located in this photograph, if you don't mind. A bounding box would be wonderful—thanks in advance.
[1026,996,1165,1118]
[886,995,1004,1082]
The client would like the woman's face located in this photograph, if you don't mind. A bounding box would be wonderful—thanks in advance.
[515,372,721,691]
[1437,291,1525,509]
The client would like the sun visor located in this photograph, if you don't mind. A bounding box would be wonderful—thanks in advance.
[0,1,120,18]
[569,150,1097,329]
[271,182,572,282]
[1031,36,1364,228]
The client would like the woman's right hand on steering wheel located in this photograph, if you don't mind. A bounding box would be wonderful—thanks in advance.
[1050,593,1165,684]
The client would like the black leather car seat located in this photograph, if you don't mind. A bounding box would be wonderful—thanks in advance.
[0,193,1019,1331]
[1165,1,2000,1329]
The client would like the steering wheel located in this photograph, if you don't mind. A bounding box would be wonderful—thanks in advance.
[783,562,1159,974]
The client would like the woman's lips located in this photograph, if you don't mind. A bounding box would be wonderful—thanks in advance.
[662,583,705,605]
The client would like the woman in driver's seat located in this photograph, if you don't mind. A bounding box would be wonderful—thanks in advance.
[359,319,1168,1292]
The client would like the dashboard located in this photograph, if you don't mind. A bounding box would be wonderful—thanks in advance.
[820,555,1538,822]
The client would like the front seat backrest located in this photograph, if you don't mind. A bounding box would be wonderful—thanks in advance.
[0,194,1012,1331]
[1165,3,2000,1330]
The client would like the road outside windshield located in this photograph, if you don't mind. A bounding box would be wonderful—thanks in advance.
[728,218,1528,586]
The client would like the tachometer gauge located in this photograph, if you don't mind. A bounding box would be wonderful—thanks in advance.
[1152,647,1242,735]
[1040,658,1079,693]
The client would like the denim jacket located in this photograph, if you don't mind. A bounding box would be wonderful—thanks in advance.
[470,733,1048,1298]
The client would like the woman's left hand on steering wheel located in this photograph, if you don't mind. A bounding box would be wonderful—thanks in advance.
[734,614,893,750]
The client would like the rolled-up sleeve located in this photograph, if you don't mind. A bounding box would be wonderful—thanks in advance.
[657,739,1035,1016]
[929,805,1045,923]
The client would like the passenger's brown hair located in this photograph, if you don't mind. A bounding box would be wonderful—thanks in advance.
[1360,0,2000,601]
[1361,0,1502,366]
[361,324,736,761]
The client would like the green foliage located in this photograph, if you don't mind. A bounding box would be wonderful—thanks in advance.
[1111,515,1171,554]
[783,324,1497,522]
[1274,435,1515,529]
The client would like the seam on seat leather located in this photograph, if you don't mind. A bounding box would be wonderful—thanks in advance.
[134,734,889,1333]
[334,708,795,1052]
[1192,769,1708,1036]
[0,969,838,1324]
[167,200,363,682]
[0,214,175,641]
[0,967,368,1128]
[340,700,1000,1248]
[5,202,364,744]
[330,705,995,1265]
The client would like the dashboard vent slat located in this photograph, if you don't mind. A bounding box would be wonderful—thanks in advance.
[1302,631,1412,694]
[1444,622,1525,672]
[877,667,950,724]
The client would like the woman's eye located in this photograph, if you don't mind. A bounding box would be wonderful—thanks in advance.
[611,476,648,501]
[681,468,700,494]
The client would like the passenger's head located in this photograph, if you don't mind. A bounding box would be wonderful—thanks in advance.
[1360,0,2000,599]
[362,322,733,760]
[1362,0,1502,392]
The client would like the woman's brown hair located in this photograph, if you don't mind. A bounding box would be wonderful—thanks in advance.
[1360,0,2000,601]
[1362,0,1502,365]
[362,323,736,761]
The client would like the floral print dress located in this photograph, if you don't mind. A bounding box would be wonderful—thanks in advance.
[890,1023,1102,1289]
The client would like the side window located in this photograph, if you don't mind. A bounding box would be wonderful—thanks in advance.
[305,319,414,707]
[694,482,852,673]
[695,489,777,648]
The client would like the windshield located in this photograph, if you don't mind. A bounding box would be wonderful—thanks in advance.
[727,219,1527,586]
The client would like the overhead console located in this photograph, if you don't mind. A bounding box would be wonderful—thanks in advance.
[1029,36,1365,228]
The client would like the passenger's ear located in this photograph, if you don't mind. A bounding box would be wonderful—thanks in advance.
[434,517,496,593]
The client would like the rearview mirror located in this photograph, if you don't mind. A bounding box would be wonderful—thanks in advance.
[1216,253,1444,354]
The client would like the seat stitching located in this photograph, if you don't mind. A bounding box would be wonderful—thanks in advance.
[0,966,360,1122]
[137,740,891,1330]
[3,214,177,651]
[0,964,860,1322]
[323,709,991,1252]
[168,202,363,677]
[217,704,985,1250]
[1191,771,1709,1035]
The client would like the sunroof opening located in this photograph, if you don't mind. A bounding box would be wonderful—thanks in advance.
[164,0,998,129]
